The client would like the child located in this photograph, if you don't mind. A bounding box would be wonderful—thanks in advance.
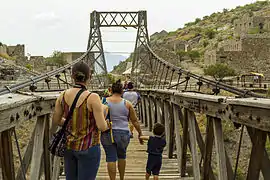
[139,123,166,180]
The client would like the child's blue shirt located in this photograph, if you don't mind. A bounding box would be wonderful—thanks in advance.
[147,136,166,156]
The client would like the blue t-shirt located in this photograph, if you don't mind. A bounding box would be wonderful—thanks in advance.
[147,136,166,156]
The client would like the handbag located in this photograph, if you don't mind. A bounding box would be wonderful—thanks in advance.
[48,87,86,157]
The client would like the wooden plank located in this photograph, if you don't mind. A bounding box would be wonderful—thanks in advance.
[180,108,188,177]
[203,116,214,180]
[143,97,148,127]
[173,104,182,172]
[226,98,270,109]
[156,99,162,124]
[187,110,201,180]
[0,102,36,133]
[52,157,61,180]
[213,118,228,180]
[164,101,170,157]
[160,100,165,125]
[16,124,36,180]
[153,97,158,123]
[138,99,143,122]
[148,97,153,131]
[43,114,51,180]
[141,96,146,124]
[167,101,174,159]
[29,115,46,180]
[145,97,151,129]
[247,128,267,180]
[0,129,15,180]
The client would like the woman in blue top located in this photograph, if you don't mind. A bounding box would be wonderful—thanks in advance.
[101,80,143,180]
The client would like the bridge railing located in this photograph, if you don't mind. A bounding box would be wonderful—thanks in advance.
[138,89,270,180]
[1,89,270,180]
[0,92,61,180]
[0,90,104,180]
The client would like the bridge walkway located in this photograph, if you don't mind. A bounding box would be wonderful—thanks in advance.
[59,125,191,180]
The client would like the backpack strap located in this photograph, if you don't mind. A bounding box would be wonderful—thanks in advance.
[62,88,86,130]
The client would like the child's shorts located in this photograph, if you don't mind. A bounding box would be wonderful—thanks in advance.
[146,154,162,175]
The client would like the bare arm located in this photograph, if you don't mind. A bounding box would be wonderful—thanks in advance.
[52,93,64,126]
[128,102,142,136]
[88,93,108,131]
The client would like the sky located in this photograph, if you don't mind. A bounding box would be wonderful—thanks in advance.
[0,0,256,58]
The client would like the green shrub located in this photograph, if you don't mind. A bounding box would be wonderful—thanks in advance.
[45,51,67,66]
[107,73,116,84]
[0,53,12,60]
[203,16,209,20]
[248,27,260,34]
[184,22,195,27]
[188,50,200,62]
[203,40,209,47]
[217,36,223,42]
[204,29,216,39]
[194,18,201,24]
[25,64,33,71]
[231,16,238,24]
[176,50,187,62]
[168,31,177,36]
[204,63,236,80]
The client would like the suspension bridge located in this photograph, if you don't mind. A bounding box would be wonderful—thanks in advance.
[0,11,270,180]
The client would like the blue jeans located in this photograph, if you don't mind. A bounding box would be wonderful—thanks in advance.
[64,145,101,180]
[101,129,130,162]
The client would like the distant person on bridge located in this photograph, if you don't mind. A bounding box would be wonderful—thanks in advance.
[122,82,141,138]
[52,62,108,180]
[101,86,112,103]
[101,79,143,180]
[139,123,166,180]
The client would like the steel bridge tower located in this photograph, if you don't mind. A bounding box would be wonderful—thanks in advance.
[86,11,150,87]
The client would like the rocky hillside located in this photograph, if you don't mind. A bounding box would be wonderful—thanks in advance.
[112,1,270,75]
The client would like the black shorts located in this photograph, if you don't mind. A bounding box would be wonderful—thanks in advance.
[146,154,162,175]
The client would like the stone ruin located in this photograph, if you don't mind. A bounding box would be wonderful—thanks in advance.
[204,13,270,78]
[0,65,19,81]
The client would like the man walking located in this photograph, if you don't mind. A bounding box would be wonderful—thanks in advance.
[122,82,141,138]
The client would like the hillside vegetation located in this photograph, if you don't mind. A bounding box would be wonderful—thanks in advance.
[112,1,270,74]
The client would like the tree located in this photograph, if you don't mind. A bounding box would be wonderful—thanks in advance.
[107,73,116,84]
[194,18,201,24]
[46,51,67,66]
[176,50,187,62]
[188,50,200,62]
[204,63,236,80]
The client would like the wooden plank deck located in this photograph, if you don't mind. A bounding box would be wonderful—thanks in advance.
[59,125,192,180]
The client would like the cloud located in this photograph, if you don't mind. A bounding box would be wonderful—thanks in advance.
[33,12,61,29]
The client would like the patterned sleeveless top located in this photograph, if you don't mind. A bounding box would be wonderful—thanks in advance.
[60,91,100,151]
